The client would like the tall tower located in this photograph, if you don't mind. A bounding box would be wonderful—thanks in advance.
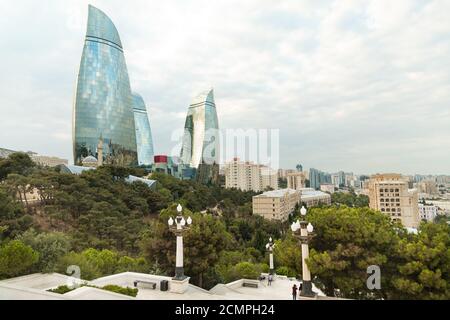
[180,88,219,168]
[73,5,137,166]
[132,93,154,166]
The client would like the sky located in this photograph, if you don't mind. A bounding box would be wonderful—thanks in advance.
[0,0,449,175]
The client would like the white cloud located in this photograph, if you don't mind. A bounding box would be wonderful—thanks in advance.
[0,0,449,174]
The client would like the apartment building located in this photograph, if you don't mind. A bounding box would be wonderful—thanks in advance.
[252,189,301,221]
[225,158,278,192]
[367,173,419,228]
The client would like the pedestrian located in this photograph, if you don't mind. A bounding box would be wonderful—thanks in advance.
[268,274,273,286]
[292,284,297,300]
[299,282,303,293]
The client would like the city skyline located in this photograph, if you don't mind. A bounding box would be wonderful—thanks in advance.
[0,1,450,174]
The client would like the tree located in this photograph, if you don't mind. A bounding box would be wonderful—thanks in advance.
[0,240,39,278]
[0,186,23,220]
[389,222,450,300]
[273,235,302,276]
[140,204,234,289]
[17,229,71,272]
[305,206,400,299]
[0,152,35,181]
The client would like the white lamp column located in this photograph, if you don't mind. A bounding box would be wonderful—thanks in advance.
[266,237,275,275]
[291,206,315,297]
[168,204,192,281]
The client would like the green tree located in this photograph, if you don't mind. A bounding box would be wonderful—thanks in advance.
[17,229,72,272]
[389,222,450,300]
[0,152,35,181]
[0,240,39,278]
[306,206,400,299]
[0,186,23,220]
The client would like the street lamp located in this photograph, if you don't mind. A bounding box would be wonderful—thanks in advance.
[168,204,192,280]
[291,206,315,297]
[265,237,275,275]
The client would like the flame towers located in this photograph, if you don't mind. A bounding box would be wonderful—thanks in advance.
[180,88,220,169]
[73,5,139,166]
[133,93,154,165]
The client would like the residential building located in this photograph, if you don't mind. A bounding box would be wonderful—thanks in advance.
[22,152,68,167]
[180,88,219,169]
[132,93,154,166]
[277,169,296,179]
[416,180,438,196]
[367,173,419,228]
[73,5,138,166]
[300,188,332,207]
[225,158,278,192]
[320,184,335,194]
[286,172,306,190]
[252,189,301,221]
[418,203,438,222]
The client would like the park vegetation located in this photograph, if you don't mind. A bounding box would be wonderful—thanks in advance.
[0,152,449,299]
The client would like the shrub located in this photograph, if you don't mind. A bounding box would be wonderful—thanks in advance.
[47,285,74,294]
[102,284,138,297]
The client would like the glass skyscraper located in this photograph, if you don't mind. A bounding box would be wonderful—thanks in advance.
[180,88,219,168]
[132,93,154,166]
[73,5,137,166]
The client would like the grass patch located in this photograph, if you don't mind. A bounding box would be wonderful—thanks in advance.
[47,284,138,297]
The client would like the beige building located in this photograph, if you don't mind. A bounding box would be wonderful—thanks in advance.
[252,189,301,221]
[416,180,438,195]
[225,158,278,192]
[300,188,332,207]
[286,172,307,190]
[320,184,335,194]
[277,169,296,179]
[367,174,419,228]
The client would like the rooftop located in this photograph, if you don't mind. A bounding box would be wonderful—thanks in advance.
[299,188,331,198]
[0,272,334,300]
[254,189,299,198]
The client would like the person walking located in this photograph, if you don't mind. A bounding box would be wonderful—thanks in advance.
[292,284,298,300]
[268,274,273,286]
[299,282,303,293]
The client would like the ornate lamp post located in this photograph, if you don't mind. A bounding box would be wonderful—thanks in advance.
[291,206,315,297]
[168,204,192,280]
[265,237,275,275]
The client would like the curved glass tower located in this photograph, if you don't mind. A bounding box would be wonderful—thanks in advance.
[180,88,219,168]
[73,5,137,166]
[132,93,154,166]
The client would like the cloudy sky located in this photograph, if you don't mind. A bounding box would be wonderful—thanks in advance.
[0,0,449,174]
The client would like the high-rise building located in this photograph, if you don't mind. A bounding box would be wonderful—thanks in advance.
[132,93,154,166]
[367,173,419,228]
[286,172,306,190]
[309,168,331,190]
[224,158,278,192]
[180,88,219,169]
[73,5,137,166]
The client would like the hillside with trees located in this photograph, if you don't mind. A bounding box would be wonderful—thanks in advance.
[0,152,449,299]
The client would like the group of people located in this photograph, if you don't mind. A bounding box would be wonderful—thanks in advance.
[292,283,303,300]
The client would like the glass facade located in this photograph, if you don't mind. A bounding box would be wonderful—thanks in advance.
[132,93,154,165]
[180,89,219,168]
[73,5,137,166]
